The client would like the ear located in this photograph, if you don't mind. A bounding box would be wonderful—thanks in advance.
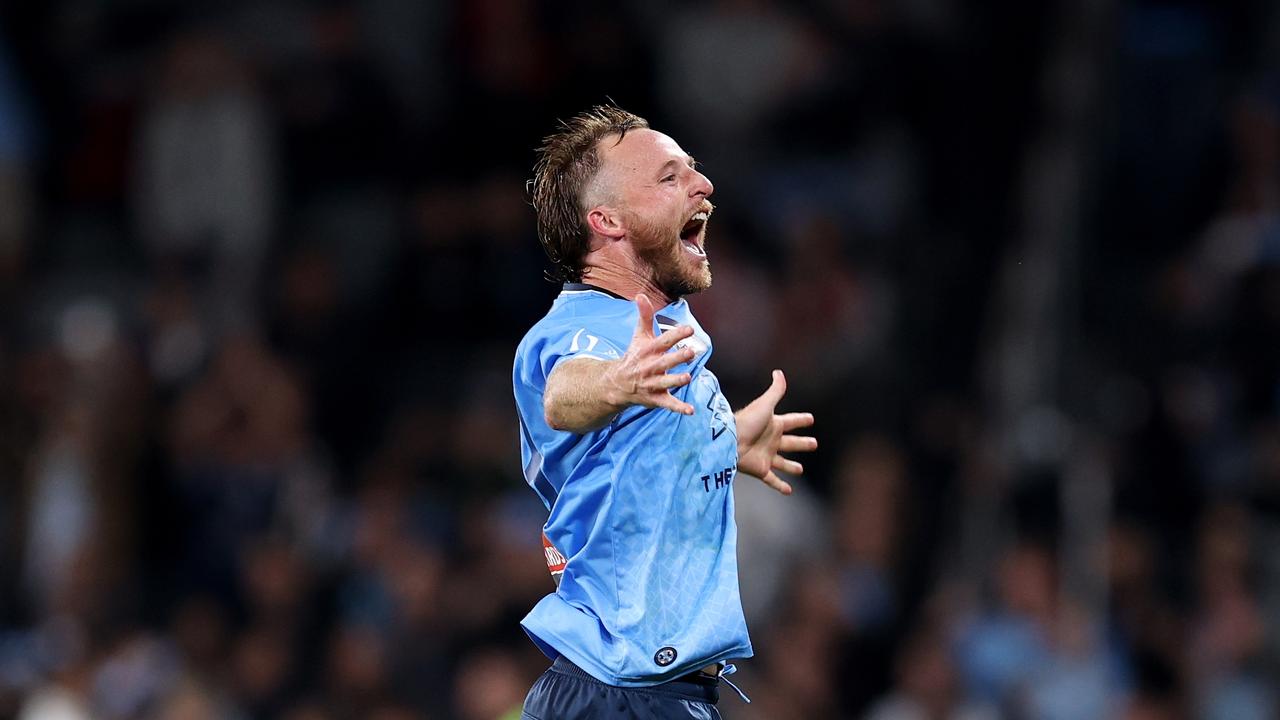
[586,206,626,240]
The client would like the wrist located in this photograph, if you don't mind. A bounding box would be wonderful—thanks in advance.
[599,362,631,411]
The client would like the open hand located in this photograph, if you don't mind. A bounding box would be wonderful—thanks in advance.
[601,293,697,415]
[735,370,817,495]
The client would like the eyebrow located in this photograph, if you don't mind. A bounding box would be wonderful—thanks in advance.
[657,156,698,177]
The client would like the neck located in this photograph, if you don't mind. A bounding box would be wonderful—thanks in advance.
[580,243,675,306]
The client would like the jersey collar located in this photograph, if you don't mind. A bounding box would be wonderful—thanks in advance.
[562,283,628,300]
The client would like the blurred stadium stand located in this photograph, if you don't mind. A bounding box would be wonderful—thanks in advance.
[0,1,1278,718]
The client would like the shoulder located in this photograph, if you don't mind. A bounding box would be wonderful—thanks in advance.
[553,286,636,322]
[514,290,634,379]
[523,290,635,346]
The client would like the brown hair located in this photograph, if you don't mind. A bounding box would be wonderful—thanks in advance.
[530,105,649,283]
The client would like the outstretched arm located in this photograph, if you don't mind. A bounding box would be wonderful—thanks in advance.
[734,370,817,495]
[544,294,697,433]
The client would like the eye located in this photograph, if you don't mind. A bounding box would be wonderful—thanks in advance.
[661,174,676,183]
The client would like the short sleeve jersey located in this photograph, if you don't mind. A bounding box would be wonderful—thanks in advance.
[512,283,752,686]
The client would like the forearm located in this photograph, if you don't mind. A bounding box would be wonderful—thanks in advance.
[544,358,629,433]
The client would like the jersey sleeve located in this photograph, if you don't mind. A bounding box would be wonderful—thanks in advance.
[512,312,632,508]
[518,319,628,388]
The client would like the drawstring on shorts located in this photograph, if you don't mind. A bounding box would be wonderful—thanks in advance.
[718,664,750,704]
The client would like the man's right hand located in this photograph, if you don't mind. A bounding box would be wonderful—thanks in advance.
[601,293,696,416]
[543,294,696,433]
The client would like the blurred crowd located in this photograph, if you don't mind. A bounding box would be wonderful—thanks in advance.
[0,1,1278,719]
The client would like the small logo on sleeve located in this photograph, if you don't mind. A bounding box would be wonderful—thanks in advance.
[654,646,678,667]
[568,328,619,359]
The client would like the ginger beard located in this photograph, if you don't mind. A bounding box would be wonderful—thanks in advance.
[627,202,714,300]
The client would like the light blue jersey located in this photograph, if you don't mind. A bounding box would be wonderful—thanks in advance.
[512,283,752,687]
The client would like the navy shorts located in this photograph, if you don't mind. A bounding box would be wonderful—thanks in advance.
[521,656,722,720]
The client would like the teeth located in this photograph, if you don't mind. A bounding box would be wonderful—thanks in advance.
[690,212,708,222]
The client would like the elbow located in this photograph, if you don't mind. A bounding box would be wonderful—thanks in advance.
[545,397,592,434]
[543,396,568,432]
[544,408,567,432]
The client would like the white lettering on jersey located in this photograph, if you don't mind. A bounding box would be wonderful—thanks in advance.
[570,328,600,354]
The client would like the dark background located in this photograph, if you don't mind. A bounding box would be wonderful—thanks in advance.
[0,1,1277,718]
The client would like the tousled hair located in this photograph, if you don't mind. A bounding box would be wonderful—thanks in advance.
[530,105,649,283]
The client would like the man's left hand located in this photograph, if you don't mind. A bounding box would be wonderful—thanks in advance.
[734,369,817,495]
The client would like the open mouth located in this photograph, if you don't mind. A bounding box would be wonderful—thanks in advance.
[679,211,709,257]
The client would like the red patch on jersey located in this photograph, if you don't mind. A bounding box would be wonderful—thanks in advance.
[542,532,566,587]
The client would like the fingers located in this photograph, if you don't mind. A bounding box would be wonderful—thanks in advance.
[649,392,695,416]
[639,372,692,414]
[624,294,699,417]
[654,324,694,350]
[657,346,696,371]
[779,434,818,453]
[772,455,804,475]
[760,471,793,496]
[622,292,701,415]
[650,372,692,390]
[778,412,815,432]
[633,294,695,352]
[762,369,787,406]
[634,293,656,339]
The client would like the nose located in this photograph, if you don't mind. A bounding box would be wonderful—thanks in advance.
[690,169,714,199]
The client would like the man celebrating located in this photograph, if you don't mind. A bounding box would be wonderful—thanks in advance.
[513,105,817,718]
